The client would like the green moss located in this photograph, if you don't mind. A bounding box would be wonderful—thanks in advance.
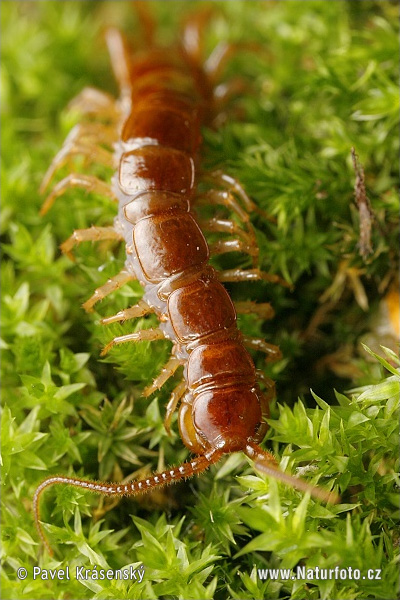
[1,2,398,599]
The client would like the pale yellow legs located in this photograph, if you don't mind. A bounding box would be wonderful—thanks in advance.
[41,173,117,216]
[82,269,136,313]
[60,225,123,261]
[100,327,165,356]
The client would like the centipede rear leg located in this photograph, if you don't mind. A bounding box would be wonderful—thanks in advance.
[41,84,121,214]
[101,327,165,356]
[256,370,276,393]
[234,300,275,320]
[207,170,276,225]
[41,122,118,194]
[41,174,117,216]
[218,266,290,288]
[235,302,280,363]
[100,315,187,432]
[195,184,268,267]
[198,216,255,247]
[82,268,137,312]
[163,380,187,435]
[197,213,259,267]
[197,188,287,303]
[64,122,117,151]
[60,225,123,260]
[143,353,183,398]
[68,86,121,122]
[243,335,282,362]
[195,190,260,269]
[181,4,217,66]
[41,142,115,192]
[101,318,186,434]
[100,299,155,325]
[208,237,259,263]
[197,190,252,232]
[143,348,191,435]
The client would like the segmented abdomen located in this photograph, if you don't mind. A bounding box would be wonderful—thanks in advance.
[113,48,264,452]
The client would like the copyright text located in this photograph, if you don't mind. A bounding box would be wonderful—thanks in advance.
[17,564,145,582]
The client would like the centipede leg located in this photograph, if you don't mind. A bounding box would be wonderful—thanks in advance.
[206,170,275,223]
[68,86,121,121]
[199,216,259,265]
[64,122,117,150]
[243,335,282,362]
[164,380,187,435]
[234,301,275,320]
[256,369,276,395]
[101,327,165,356]
[82,268,136,313]
[198,217,255,246]
[41,142,115,193]
[60,226,123,261]
[143,353,183,397]
[105,28,133,102]
[217,267,290,288]
[40,174,117,216]
[255,374,275,441]
[197,190,251,228]
[182,5,216,65]
[196,190,260,265]
[100,299,154,325]
[209,238,259,261]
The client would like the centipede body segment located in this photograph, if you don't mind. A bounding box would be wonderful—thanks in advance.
[35,7,339,555]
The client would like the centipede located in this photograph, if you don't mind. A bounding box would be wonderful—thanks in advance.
[34,5,339,555]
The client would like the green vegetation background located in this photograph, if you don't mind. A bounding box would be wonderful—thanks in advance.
[1,1,399,599]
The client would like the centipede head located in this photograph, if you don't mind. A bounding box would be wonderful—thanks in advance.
[190,386,265,453]
[178,387,340,505]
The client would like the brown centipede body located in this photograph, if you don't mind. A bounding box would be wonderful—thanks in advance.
[34,6,339,555]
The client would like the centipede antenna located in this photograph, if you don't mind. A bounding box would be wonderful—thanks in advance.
[33,449,223,555]
[246,442,340,505]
